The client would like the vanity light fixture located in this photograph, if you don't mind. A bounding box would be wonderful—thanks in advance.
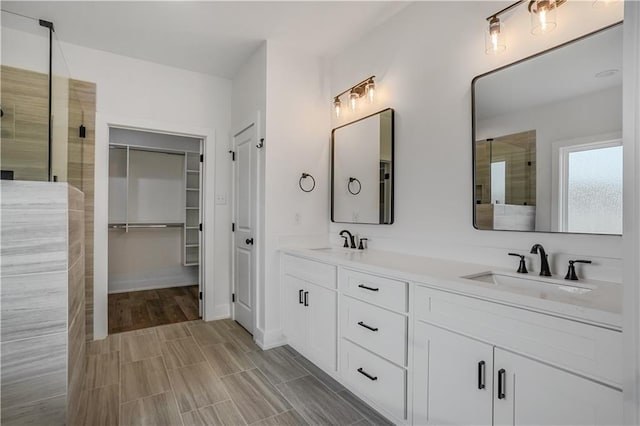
[333,97,342,118]
[529,0,558,35]
[332,75,376,118]
[484,0,566,55]
[485,16,506,55]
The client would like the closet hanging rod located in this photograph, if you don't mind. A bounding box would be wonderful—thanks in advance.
[108,223,184,229]
[109,143,199,156]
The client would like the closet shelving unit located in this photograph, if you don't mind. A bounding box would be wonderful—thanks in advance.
[184,152,201,267]
[108,144,201,268]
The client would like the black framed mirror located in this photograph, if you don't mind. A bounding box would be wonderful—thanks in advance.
[472,23,623,235]
[331,108,394,224]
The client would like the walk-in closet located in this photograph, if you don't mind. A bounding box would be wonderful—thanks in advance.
[108,128,203,333]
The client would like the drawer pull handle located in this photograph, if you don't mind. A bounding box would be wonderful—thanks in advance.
[298,289,304,304]
[357,367,378,381]
[304,291,309,307]
[478,361,486,390]
[358,284,379,292]
[357,321,378,332]
[497,368,506,399]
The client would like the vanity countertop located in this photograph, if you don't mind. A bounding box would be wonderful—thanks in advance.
[280,247,622,330]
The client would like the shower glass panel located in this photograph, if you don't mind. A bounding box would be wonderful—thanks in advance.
[0,10,50,181]
[1,10,83,186]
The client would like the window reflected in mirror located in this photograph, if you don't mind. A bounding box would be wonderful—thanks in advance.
[473,22,622,235]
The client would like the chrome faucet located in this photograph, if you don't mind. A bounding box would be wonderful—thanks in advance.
[530,244,552,276]
[339,230,357,249]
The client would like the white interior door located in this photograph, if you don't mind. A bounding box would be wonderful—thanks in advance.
[232,124,256,333]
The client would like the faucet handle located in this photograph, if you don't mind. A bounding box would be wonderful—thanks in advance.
[341,235,349,248]
[358,238,368,250]
[508,253,528,274]
[564,259,592,281]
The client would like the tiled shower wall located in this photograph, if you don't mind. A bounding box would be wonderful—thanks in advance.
[0,181,86,425]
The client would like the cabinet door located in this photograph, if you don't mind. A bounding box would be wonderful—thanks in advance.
[494,348,623,426]
[413,322,494,426]
[305,282,337,371]
[283,274,307,354]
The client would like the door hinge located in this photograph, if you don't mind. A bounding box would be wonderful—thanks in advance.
[200,154,204,163]
[228,150,235,161]
[232,223,235,232]
[199,223,203,232]
[232,293,236,302]
[79,125,86,139]
[199,291,203,300]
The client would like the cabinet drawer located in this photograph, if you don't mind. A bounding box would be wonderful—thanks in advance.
[282,255,337,290]
[341,296,407,366]
[414,285,623,387]
[341,269,408,312]
[340,340,407,421]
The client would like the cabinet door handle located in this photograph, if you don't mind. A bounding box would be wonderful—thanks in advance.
[303,291,309,307]
[298,289,304,304]
[497,368,506,399]
[357,284,379,292]
[357,321,379,332]
[357,367,378,381]
[478,361,486,390]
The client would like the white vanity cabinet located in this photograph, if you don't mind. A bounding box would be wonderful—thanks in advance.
[281,255,337,372]
[279,251,623,426]
[493,348,623,426]
[413,322,494,426]
[339,268,410,422]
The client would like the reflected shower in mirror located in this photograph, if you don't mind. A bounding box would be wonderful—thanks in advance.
[332,108,394,224]
[473,23,622,235]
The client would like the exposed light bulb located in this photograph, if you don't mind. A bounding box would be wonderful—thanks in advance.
[333,97,342,118]
[365,79,375,103]
[349,91,358,111]
[530,0,556,35]
[485,16,506,55]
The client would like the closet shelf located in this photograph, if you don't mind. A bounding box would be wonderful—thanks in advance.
[184,262,199,267]
[186,169,200,173]
[185,244,200,248]
[186,188,199,191]
[185,226,199,230]
[186,207,200,210]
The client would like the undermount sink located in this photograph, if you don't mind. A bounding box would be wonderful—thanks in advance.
[308,247,355,253]
[463,271,595,295]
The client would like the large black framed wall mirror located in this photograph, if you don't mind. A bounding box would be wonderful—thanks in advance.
[331,108,394,224]
[472,22,623,235]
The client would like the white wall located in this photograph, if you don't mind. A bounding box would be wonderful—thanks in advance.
[326,1,624,283]
[477,86,622,231]
[0,26,234,338]
[260,41,331,347]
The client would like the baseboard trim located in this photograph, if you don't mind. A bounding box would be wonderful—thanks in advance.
[108,282,197,294]
[254,327,285,350]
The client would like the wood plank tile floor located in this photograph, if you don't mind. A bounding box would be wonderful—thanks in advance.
[78,319,394,426]
[108,285,200,334]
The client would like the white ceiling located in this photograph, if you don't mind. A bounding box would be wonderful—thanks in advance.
[1,1,409,79]
[475,23,623,121]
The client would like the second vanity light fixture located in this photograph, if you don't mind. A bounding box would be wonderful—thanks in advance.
[485,0,567,55]
[333,76,375,118]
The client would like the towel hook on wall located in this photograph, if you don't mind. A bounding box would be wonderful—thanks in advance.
[348,177,361,195]
[299,173,316,193]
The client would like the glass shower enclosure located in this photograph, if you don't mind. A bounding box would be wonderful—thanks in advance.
[1,9,86,184]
